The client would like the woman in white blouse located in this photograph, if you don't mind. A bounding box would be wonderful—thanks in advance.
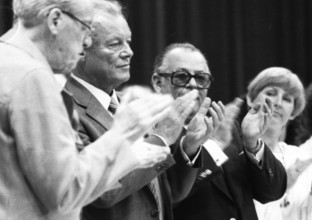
[247,67,312,220]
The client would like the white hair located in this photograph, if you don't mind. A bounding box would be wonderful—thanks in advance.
[89,0,126,47]
[13,0,75,27]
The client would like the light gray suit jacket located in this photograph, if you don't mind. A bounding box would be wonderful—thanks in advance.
[0,31,138,220]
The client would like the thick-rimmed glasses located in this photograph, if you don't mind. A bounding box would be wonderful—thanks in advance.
[61,10,91,31]
[157,69,213,89]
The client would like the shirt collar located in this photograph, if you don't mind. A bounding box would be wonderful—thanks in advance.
[71,74,118,110]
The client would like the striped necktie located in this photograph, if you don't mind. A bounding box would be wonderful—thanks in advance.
[108,97,118,115]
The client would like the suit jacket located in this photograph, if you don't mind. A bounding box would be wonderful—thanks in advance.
[0,32,139,219]
[65,76,199,220]
[173,123,287,220]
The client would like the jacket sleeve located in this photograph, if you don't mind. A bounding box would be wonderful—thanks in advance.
[84,133,176,208]
[246,145,287,203]
[166,140,202,203]
[10,70,140,212]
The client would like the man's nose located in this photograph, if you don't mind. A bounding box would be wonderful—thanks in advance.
[120,43,133,59]
[187,77,197,88]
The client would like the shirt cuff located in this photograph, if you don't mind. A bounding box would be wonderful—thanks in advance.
[149,134,169,148]
[202,139,229,166]
[179,136,202,166]
[245,139,265,167]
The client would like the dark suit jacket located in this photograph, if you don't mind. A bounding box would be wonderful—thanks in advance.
[173,123,287,220]
[65,76,199,220]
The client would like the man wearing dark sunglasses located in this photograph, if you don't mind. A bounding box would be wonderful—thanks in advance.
[152,43,287,220]
[152,43,216,125]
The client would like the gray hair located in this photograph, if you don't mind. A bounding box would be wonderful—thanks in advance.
[13,0,75,27]
[153,42,209,73]
[92,0,124,19]
[89,0,125,48]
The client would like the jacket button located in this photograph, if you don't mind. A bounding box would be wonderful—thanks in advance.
[151,209,159,217]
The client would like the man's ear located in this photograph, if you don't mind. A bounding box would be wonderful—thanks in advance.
[151,73,162,93]
[47,8,63,35]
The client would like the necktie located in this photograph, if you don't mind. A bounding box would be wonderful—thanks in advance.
[108,97,118,115]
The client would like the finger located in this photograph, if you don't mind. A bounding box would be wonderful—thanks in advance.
[211,101,224,121]
[249,102,261,114]
[218,101,226,114]
[262,102,271,114]
[172,90,198,115]
[197,97,212,116]
[264,98,273,114]
[117,95,174,139]
[175,99,197,125]
[120,86,147,104]
[140,98,174,128]
[233,97,244,108]
[225,98,242,120]
[208,107,220,129]
[119,89,132,106]
[122,86,153,100]
[181,89,199,101]
[134,94,173,117]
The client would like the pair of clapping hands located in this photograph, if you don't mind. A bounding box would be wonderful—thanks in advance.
[109,86,275,171]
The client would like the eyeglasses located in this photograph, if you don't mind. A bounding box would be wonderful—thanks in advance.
[157,69,213,89]
[61,10,91,31]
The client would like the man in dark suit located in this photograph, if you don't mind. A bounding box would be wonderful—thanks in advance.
[65,1,224,220]
[151,42,287,220]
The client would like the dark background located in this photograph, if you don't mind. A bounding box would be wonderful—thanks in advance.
[1,0,312,103]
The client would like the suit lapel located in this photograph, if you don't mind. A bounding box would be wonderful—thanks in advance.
[211,171,233,202]
[60,88,74,123]
[221,153,246,208]
[200,148,234,201]
[86,95,113,130]
[65,76,113,130]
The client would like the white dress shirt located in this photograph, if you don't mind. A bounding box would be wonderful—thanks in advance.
[71,74,119,114]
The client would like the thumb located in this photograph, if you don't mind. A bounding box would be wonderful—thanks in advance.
[249,102,262,114]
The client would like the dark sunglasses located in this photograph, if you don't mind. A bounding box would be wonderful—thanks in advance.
[157,69,213,89]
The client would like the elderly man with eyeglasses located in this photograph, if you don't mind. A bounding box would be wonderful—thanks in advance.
[0,1,201,219]
[152,43,287,220]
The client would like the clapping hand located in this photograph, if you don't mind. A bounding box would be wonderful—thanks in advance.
[210,98,243,150]
[183,98,225,157]
[152,90,199,145]
[241,98,273,152]
[112,86,173,143]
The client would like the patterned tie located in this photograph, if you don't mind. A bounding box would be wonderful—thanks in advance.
[108,97,118,115]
